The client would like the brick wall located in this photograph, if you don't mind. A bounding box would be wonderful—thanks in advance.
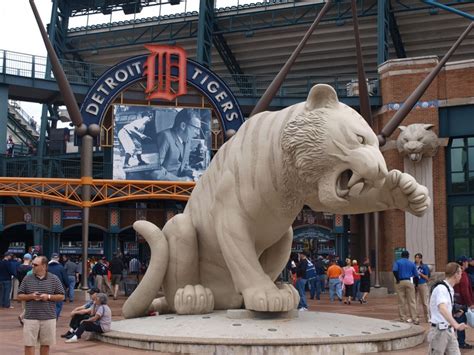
[374,56,474,272]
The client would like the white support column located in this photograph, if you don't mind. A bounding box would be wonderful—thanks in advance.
[404,157,435,267]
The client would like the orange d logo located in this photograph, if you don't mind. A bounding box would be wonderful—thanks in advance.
[143,45,187,101]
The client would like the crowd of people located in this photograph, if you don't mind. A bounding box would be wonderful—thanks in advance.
[289,251,372,311]
[290,249,474,353]
[392,250,474,352]
[0,250,145,354]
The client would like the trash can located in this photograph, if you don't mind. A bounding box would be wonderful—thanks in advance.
[124,279,138,296]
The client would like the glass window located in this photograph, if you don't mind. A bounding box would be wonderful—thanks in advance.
[453,206,469,229]
[471,206,474,227]
[468,137,474,146]
[469,147,474,170]
[470,172,474,192]
[451,173,466,193]
[451,138,465,148]
[450,148,466,172]
[454,238,470,259]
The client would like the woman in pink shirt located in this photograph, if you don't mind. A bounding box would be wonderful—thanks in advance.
[342,258,356,304]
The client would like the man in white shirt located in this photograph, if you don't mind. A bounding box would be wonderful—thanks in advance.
[428,262,467,354]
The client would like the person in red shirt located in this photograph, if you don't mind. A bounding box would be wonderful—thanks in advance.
[453,256,474,349]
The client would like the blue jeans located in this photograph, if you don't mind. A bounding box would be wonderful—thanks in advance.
[328,278,342,302]
[353,279,361,300]
[67,275,76,301]
[296,278,307,309]
[0,280,12,308]
[310,275,324,300]
[55,301,64,319]
[308,278,317,299]
[87,274,95,289]
[320,275,326,293]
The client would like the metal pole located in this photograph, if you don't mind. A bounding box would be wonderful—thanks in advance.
[250,0,332,116]
[29,0,83,127]
[374,212,380,288]
[81,135,93,290]
[350,0,372,126]
[364,213,370,259]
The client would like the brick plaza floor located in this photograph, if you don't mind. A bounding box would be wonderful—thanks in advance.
[0,290,473,354]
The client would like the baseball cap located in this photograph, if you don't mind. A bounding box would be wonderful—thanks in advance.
[23,253,32,260]
[88,287,100,295]
[51,253,59,259]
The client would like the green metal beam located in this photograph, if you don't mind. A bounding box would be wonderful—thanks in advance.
[196,0,214,68]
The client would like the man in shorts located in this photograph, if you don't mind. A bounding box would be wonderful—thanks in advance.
[17,256,65,355]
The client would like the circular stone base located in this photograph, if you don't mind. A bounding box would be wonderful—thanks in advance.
[96,311,424,354]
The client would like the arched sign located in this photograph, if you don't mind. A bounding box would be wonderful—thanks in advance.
[80,46,245,135]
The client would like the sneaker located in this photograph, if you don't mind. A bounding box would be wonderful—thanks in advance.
[65,332,76,339]
[65,335,78,343]
[298,307,308,311]
[18,316,23,326]
[138,160,148,166]
[459,344,473,349]
[61,331,72,338]
[406,319,413,323]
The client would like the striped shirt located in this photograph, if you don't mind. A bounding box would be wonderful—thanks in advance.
[18,272,65,320]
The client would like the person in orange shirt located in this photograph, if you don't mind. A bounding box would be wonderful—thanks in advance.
[327,259,343,302]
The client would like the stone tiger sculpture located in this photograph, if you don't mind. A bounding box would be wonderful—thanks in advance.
[122,84,430,318]
[396,123,439,162]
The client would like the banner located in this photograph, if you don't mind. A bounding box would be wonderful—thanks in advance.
[113,105,212,181]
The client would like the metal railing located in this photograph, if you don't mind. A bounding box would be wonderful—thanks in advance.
[0,49,378,100]
[0,156,111,179]
[0,50,108,86]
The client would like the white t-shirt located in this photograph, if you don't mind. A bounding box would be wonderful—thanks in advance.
[429,280,453,324]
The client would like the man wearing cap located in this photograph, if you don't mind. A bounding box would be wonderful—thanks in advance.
[0,252,16,308]
[118,111,153,168]
[152,109,201,181]
[48,253,69,319]
[392,250,419,324]
[61,287,100,339]
[453,256,474,349]
[17,256,65,355]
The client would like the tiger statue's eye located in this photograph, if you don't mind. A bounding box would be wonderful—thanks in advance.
[357,135,365,144]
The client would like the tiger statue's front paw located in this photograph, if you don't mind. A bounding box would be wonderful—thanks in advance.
[242,283,299,312]
[385,170,430,217]
[174,285,214,315]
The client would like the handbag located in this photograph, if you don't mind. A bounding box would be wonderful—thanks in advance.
[466,308,474,327]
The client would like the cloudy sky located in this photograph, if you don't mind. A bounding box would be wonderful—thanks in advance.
[0,0,253,124]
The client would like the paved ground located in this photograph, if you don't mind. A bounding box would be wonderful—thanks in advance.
[0,290,473,354]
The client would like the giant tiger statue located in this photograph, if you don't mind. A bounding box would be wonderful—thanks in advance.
[123,84,430,318]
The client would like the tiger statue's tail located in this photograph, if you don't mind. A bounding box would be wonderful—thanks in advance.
[122,220,169,319]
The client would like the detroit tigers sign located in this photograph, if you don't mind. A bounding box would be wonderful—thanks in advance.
[80,45,244,134]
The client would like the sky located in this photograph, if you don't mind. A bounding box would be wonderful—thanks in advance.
[0,0,256,126]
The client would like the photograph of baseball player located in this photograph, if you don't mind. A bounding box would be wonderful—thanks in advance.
[113,105,211,181]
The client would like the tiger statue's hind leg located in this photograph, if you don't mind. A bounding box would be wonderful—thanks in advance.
[213,171,300,312]
[162,214,214,315]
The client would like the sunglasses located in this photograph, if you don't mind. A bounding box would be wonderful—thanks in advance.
[32,263,41,267]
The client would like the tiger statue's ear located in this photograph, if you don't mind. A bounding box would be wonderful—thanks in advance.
[305,84,339,111]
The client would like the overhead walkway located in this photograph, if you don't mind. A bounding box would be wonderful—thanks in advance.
[0,177,194,207]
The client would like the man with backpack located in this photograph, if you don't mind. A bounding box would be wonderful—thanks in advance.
[428,262,467,354]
